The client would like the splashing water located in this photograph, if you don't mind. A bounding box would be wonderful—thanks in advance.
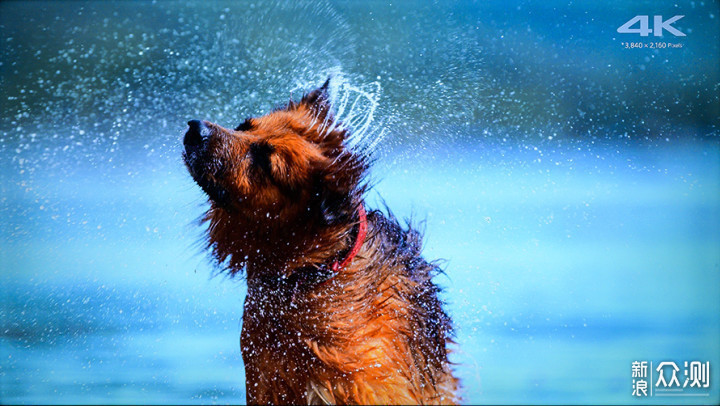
[294,69,386,155]
[330,77,385,154]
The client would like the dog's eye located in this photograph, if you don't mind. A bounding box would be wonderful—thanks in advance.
[235,118,254,132]
[249,142,275,174]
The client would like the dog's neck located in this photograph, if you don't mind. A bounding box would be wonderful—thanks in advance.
[205,201,366,282]
[328,204,367,274]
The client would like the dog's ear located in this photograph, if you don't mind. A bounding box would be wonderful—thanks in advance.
[301,78,332,118]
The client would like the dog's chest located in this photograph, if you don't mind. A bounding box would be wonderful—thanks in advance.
[240,279,332,402]
[240,278,327,361]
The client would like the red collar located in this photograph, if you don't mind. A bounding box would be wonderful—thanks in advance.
[330,204,367,273]
[287,205,367,291]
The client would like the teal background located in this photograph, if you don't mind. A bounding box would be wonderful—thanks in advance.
[1,1,719,404]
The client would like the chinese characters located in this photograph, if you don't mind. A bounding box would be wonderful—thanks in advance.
[632,360,710,398]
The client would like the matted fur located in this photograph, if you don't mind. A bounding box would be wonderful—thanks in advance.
[183,80,459,404]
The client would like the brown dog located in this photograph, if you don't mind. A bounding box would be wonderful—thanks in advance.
[183,80,459,404]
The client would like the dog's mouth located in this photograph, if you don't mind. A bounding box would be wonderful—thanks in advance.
[189,167,233,207]
[185,160,234,208]
[183,120,235,208]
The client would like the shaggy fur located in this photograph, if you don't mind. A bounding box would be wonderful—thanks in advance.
[183,80,459,404]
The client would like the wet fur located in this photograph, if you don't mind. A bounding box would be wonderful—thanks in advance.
[184,81,459,404]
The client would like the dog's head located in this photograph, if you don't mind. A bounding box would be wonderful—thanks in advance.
[183,80,367,234]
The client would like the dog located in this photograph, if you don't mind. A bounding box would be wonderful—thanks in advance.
[183,79,459,404]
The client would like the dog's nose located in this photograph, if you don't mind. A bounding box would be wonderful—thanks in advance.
[184,119,211,150]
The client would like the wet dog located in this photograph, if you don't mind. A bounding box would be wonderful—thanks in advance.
[183,80,459,404]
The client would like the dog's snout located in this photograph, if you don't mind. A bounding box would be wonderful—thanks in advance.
[184,119,211,150]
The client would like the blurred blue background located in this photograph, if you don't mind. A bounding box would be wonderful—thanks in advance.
[1,1,718,404]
